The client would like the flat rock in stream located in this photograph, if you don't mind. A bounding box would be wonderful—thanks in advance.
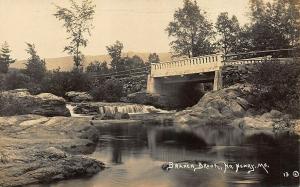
[91,119,143,127]
[65,91,93,102]
[0,115,104,187]
[92,112,130,120]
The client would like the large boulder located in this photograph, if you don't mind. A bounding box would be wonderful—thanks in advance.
[0,115,104,187]
[65,91,93,102]
[174,84,298,133]
[175,84,254,125]
[0,89,70,117]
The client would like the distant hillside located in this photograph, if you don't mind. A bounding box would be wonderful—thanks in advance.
[11,52,172,71]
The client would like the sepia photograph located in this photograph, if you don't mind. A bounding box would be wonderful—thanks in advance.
[0,0,299,186]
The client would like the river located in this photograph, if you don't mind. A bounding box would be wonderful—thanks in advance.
[34,104,300,187]
[25,104,300,187]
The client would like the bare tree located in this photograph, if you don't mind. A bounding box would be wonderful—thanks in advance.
[54,0,96,70]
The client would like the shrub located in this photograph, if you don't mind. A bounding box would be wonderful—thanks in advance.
[121,76,147,95]
[67,70,92,91]
[2,71,30,90]
[40,70,70,96]
[90,78,123,102]
[247,59,300,117]
[41,69,92,97]
[0,73,5,90]
[1,67,94,97]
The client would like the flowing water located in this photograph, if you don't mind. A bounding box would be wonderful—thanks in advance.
[66,103,173,116]
[66,104,86,117]
[96,104,171,115]
[48,115,300,187]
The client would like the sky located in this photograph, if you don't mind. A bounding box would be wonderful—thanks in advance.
[0,0,256,60]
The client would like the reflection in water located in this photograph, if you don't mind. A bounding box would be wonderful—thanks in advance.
[111,140,122,164]
[51,120,299,187]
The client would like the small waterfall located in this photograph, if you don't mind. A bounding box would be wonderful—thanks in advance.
[98,104,170,115]
[67,103,172,117]
[66,104,91,117]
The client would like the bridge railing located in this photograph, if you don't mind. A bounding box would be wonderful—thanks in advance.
[223,57,300,66]
[150,53,224,77]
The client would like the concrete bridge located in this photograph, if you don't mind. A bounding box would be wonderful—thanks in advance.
[147,54,224,95]
[145,53,283,106]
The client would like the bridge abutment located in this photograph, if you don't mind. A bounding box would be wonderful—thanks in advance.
[213,69,223,91]
[147,75,183,96]
[146,75,160,94]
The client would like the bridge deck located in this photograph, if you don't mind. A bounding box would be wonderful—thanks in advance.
[150,54,223,77]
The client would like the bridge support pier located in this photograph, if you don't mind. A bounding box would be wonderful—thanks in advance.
[213,69,223,91]
[147,75,162,94]
[147,75,181,95]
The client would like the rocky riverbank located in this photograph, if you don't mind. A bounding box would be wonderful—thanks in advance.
[0,115,104,187]
[175,84,300,135]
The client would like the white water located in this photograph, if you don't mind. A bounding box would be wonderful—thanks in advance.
[66,103,172,117]
[98,104,170,115]
[66,104,90,117]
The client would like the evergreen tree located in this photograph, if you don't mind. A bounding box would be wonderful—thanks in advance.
[24,43,47,82]
[0,42,15,73]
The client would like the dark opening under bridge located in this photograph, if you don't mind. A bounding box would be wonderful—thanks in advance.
[92,48,298,106]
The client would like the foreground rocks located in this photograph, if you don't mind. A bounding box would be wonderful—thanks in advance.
[175,84,299,134]
[65,91,93,102]
[0,89,70,117]
[0,115,104,187]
